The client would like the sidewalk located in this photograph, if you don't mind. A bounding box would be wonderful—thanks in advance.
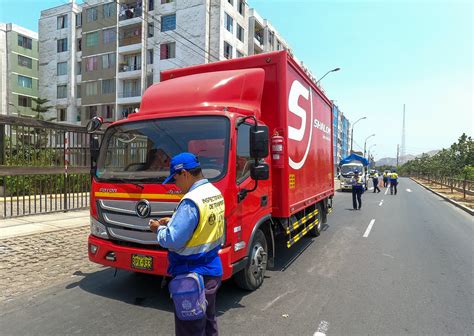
[0,209,89,240]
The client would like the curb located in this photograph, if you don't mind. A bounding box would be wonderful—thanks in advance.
[410,178,474,216]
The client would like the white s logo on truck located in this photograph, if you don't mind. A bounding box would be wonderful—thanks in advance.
[288,80,313,170]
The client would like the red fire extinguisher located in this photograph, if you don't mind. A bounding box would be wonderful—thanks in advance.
[271,131,284,168]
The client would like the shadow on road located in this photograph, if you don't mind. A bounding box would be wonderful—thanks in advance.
[69,224,331,316]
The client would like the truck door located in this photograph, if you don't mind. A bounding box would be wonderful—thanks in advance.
[231,122,264,261]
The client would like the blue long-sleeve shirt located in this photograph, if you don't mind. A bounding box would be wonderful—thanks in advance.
[156,179,223,277]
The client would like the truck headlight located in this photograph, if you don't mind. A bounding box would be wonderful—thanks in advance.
[90,217,109,239]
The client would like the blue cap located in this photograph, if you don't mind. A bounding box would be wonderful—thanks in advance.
[162,152,200,184]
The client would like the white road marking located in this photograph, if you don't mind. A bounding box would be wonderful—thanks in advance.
[383,253,394,259]
[262,289,296,311]
[406,189,412,192]
[314,320,330,336]
[363,219,376,238]
[384,188,389,195]
[379,199,384,206]
[368,187,374,191]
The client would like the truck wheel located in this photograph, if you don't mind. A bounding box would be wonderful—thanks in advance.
[309,204,323,237]
[234,229,268,291]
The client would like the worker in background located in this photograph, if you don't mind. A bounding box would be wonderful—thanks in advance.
[389,169,399,195]
[372,171,381,193]
[383,171,388,187]
[351,170,364,210]
[149,152,225,336]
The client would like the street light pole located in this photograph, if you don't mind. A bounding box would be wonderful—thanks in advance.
[364,134,375,157]
[350,117,367,154]
[316,67,341,85]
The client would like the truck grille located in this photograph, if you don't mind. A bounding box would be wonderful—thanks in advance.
[98,199,178,245]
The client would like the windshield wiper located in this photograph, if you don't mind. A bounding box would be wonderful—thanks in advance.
[105,178,144,189]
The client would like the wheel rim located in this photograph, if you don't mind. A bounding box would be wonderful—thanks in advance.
[249,243,267,283]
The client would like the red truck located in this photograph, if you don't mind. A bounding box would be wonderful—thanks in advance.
[87,50,334,290]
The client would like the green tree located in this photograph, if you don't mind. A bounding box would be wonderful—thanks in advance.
[31,97,55,121]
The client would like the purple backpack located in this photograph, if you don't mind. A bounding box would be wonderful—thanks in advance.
[169,273,207,321]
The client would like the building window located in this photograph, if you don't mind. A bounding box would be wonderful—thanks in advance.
[85,56,98,72]
[238,0,245,16]
[57,61,67,76]
[101,79,115,94]
[224,13,233,33]
[123,80,140,97]
[236,50,244,58]
[57,85,67,99]
[58,108,67,121]
[57,15,67,29]
[224,41,232,59]
[77,61,82,75]
[85,82,98,96]
[85,32,98,47]
[76,13,82,27]
[18,55,32,69]
[77,84,81,98]
[18,95,32,107]
[228,0,233,5]
[102,53,116,69]
[18,35,32,49]
[149,0,154,10]
[237,24,244,42]
[103,28,116,44]
[161,0,173,3]
[18,75,33,88]
[161,14,176,32]
[103,3,114,18]
[77,38,82,51]
[277,41,282,50]
[86,106,98,118]
[147,49,154,64]
[146,74,153,88]
[86,7,98,22]
[57,38,68,52]
[160,42,175,59]
[122,53,141,71]
[148,23,154,37]
[103,105,114,119]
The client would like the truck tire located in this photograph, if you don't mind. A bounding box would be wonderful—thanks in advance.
[234,229,268,291]
[309,203,323,237]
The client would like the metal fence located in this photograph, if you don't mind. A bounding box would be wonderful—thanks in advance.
[0,115,94,218]
[413,174,473,198]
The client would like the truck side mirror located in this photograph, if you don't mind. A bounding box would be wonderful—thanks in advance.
[90,134,100,175]
[250,162,269,180]
[86,116,103,133]
[250,125,269,159]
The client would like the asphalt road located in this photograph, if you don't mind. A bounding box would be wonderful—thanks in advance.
[1,178,472,335]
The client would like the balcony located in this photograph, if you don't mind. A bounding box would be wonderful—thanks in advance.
[118,63,141,79]
[119,2,143,22]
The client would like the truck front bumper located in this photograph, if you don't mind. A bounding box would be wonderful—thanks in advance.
[88,235,234,280]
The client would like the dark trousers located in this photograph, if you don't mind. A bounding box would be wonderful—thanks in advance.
[352,187,362,209]
[390,181,398,195]
[383,178,388,187]
[174,276,221,336]
[372,178,380,193]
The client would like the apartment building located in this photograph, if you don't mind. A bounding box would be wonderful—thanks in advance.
[39,0,256,124]
[333,104,351,171]
[0,23,39,117]
[247,8,289,56]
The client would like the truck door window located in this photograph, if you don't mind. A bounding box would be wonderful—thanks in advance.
[236,123,253,184]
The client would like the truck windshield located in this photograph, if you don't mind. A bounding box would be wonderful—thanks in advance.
[96,116,230,183]
[341,164,362,176]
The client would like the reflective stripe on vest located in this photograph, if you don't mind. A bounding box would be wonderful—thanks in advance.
[175,182,225,256]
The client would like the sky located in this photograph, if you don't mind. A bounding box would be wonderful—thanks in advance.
[0,0,472,159]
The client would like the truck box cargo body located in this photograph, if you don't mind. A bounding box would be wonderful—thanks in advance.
[88,51,334,290]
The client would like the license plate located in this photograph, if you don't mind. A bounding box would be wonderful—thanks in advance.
[131,254,153,271]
